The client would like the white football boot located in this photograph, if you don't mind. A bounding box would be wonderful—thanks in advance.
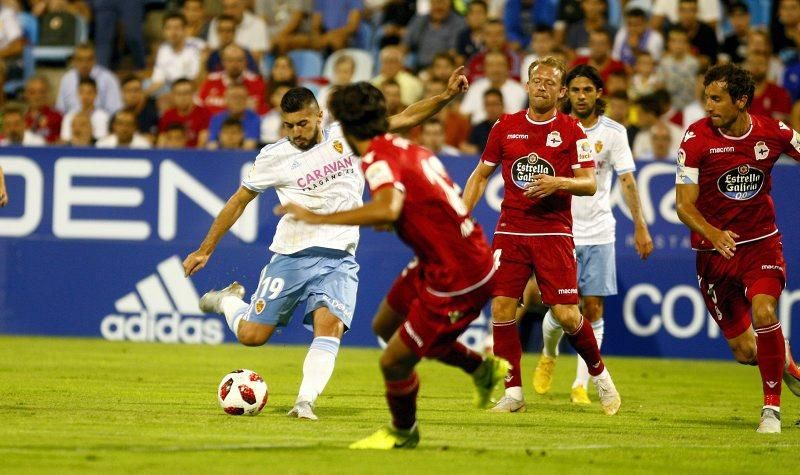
[199,282,245,314]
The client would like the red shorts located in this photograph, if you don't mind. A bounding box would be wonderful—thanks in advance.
[696,234,787,340]
[393,263,494,358]
[491,233,579,305]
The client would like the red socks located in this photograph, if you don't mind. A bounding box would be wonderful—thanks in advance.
[436,342,483,374]
[385,372,419,430]
[565,317,605,377]
[755,322,785,407]
[492,320,522,388]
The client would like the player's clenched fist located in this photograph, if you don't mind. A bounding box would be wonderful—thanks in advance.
[183,251,210,277]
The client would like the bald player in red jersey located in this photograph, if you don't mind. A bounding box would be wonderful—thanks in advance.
[278,82,510,450]
[463,56,621,415]
[676,63,800,434]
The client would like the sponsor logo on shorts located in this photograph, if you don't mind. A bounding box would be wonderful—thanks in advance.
[558,288,578,295]
[322,295,353,319]
[511,153,555,189]
[716,164,764,200]
[403,321,423,348]
[761,264,783,271]
[507,133,528,139]
[255,298,266,314]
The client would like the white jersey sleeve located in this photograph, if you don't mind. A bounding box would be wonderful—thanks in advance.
[609,124,636,176]
[242,140,289,192]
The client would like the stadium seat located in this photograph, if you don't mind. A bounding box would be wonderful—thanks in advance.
[4,12,38,95]
[322,48,374,83]
[287,49,324,79]
[33,15,88,64]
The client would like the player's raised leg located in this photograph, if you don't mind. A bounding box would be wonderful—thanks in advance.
[199,281,279,346]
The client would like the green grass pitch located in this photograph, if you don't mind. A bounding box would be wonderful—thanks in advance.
[1,335,798,473]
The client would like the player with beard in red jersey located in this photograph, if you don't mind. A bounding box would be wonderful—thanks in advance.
[462,56,621,415]
[676,63,800,434]
[278,82,510,450]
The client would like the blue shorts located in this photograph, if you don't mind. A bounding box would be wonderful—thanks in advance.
[576,243,617,297]
[242,247,359,330]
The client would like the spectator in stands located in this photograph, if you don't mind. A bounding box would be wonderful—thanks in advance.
[520,26,557,83]
[554,0,585,46]
[454,0,487,63]
[260,82,290,144]
[0,62,6,108]
[422,77,472,150]
[373,46,423,106]
[147,13,205,95]
[96,109,151,148]
[404,0,467,70]
[23,76,62,144]
[651,0,721,31]
[376,0,417,48]
[613,7,664,66]
[565,0,616,57]
[206,84,259,150]
[1,105,46,146]
[675,0,718,67]
[0,4,24,82]
[60,77,109,142]
[747,52,792,121]
[310,0,362,51]
[159,78,210,148]
[91,0,145,70]
[720,1,751,64]
[462,87,503,154]
[633,93,682,159]
[160,123,188,149]
[262,0,314,55]
[199,44,266,115]
[605,69,630,94]
[418,118,461,156]
[748,30,786,85]
[206,15,259,75]
[267,54,298,88]
[31,0,90,21]
[460,50,527,125]
[428,52,457,83]
[56,43,122,114]
[217,117,245,149]
[465,20,521,82]
[657,26,699,110]
[33,0,84,50]
[629,51,662,101]
[681,70,706,128]
[120,76,158,139]
[64,110,93,146]
[772,0,800,58]
[606,90,638,144]
[182,0,210,41]
[380,78,405,116]
[571,29,626,84]
[504,0,558,51]
[635,121,676,161]
[318,54,355,125]
[207,0,269,63]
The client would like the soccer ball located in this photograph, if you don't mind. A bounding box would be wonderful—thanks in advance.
[217,369,269,416]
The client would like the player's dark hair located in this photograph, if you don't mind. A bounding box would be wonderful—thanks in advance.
[329,82,389,141]
[703,63,755,109]
[562,65,606,116]
[280,87,319,113]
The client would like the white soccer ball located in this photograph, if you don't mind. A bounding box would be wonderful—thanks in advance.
[217,369,269,416]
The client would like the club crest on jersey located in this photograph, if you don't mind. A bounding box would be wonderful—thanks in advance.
[512,153,555,188]
[333,140,344,154]
[546,131,562,147]
[717,164,765,200]
[255,298,266,314]
[754,141,769,160]
[594,140,603,153]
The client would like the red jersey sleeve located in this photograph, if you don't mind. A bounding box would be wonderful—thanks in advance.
[479,116,505,167]
[676,125,704,184]
[571,123,594,170]
[361,148,404,194]
[778,120,800,162]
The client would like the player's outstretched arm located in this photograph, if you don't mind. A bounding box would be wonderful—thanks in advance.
[524,167,597,199]
[676,183,739,259]
[463,162,496,213]
[276,187,404,226]
[183,186,259,277]
[0,166,7,207]
[618,172,654,259]
[387,66,469,133]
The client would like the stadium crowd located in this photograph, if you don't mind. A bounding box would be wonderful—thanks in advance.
[0,0,798,160]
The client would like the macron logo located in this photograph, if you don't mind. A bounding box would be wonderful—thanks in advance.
[507,134,529,139]
[100,256,224,344]
[558,288,578,295]
[683,131,696,142]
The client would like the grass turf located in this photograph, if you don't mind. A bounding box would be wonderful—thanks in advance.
[0,335,798,473]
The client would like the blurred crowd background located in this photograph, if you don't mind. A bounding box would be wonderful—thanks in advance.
[0,0,796,161]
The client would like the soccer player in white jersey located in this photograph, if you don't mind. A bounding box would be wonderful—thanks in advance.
[183,71,469,420]
[531,65,654,404]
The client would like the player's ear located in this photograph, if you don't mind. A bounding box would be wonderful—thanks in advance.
[558,86,567,98]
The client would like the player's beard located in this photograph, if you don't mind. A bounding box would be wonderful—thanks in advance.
[573,102,595,120]
[293,125,321,151]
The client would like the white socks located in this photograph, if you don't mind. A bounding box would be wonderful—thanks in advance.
[574,319,605,389]
[297,336,341,405]
[542,310,564,357]
[221,296,248,337]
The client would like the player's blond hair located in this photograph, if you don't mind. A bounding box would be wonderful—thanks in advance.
[527,56,567,86]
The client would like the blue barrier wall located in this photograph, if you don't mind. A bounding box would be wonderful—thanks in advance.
[1,147,798,358]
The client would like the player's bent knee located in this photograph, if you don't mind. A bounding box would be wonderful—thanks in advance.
[492,297,518,322]
[236,322,274,346]
[733,347,757,365]
[751,303,778,328]
[551,304,581,331]
[582,299,604,322]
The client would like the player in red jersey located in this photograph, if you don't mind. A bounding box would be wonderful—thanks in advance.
[278,82,510,450]
[462,56,621,415]
[676,63,800,433]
